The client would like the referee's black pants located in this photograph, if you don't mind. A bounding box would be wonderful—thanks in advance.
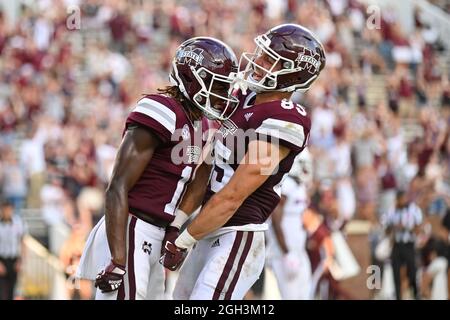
[391,242,419,300]
[0,257,18,300]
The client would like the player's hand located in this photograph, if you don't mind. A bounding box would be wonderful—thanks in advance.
[161,226,179,255]
[283,252,300,279]
[95,260,126,293]
[160,240,187,271]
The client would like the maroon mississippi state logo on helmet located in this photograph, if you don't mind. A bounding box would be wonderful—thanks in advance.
[176,46,205,67]
[295,47,322,75]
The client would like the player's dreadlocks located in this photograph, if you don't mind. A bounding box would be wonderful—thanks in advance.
[156,85,203,122]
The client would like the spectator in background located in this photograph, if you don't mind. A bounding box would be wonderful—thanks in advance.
[305,186,353,300]
[76,187,104,231]
[377,153,397,218]
[329,117,355,224]
[0,199,26,300]
[59,224,92,300]
[1,147,27,214]
[19,123,46,209]
[441,208,450,299]
[94,132,117,186]
[383,190,423,300]
[353,125,383,223]
[304,193,334,300]
[40,174,71,226]
[421,238,448,300]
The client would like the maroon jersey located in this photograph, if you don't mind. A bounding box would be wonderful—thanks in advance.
[203,92,311,227]
[125,94,209,223]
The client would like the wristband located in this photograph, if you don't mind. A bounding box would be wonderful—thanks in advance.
[175,229,197,249]
[170,209,189,229]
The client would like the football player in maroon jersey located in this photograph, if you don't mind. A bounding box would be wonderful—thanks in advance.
[161,24,326,300]
[76,37,240,300]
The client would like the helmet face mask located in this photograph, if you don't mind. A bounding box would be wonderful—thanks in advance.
[191,67,239,121]
[170,37,239,121]
[239,24,326,93]
[240,34,296,92]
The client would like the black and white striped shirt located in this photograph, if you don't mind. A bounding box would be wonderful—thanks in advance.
[382,203,423,244]
[0,216,26,258]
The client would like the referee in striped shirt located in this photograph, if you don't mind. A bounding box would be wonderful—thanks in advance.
[383,190,423,300]
[0,199,26,300]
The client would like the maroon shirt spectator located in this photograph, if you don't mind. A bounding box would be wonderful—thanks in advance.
[108,12,132,44]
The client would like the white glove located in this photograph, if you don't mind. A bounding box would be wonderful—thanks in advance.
[283,252,300,279]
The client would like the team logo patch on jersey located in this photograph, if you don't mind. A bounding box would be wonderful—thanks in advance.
[187,145,201,163]
[244,112,253,121]
[177,46,204,67]
[142,241,152,255]
[211,238,220,248]
[181,124,190,140]
[295,47,321,74]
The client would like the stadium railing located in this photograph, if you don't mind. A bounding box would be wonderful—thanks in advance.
[17,235,68,299]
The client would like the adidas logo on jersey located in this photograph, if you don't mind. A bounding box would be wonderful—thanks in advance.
[211,238,220,248]
[244,112,253,121]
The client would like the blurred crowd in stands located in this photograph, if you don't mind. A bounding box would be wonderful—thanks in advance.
[0,0,449,299]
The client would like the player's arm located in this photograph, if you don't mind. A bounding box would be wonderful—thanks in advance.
[183,139,290,242]
[180,161,212,215]
[161,161,213,258]
[271,195,289,254]
[161,140,290,271]
[178,134,215,216]
[160,124,216,265]
[105,126,160,266]
[322,235,335,271]
[168,125,217,229]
